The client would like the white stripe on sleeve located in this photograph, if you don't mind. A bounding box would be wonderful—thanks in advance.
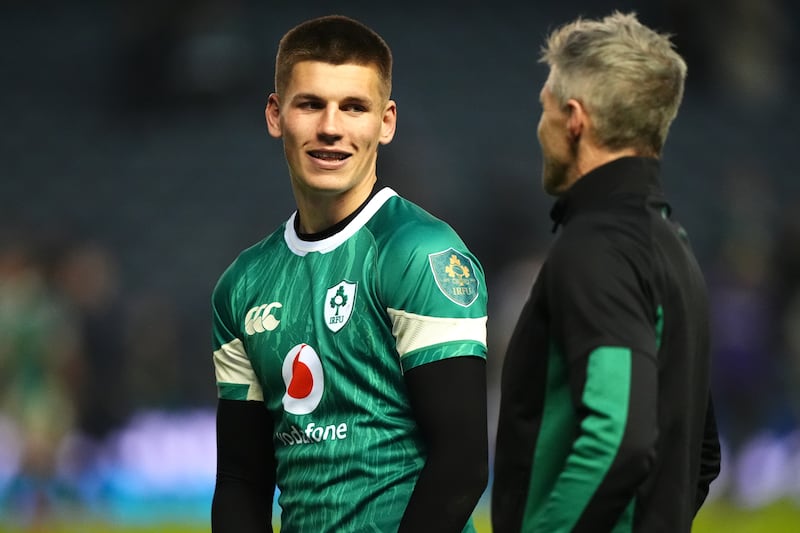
[387,308,487,357]
[213,338,264,401]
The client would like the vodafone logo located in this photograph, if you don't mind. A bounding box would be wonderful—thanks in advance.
[281,343,324,415]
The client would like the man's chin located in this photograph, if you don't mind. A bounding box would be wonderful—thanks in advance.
[542,174,564,196]
[294,174,348,194]
[541,160,572,196]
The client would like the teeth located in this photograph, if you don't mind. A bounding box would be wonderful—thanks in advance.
[312,151,347,161]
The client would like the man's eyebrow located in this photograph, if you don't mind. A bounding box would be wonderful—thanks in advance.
[289,93,373,106]
[290,93,322,102]
[341,95,373,106]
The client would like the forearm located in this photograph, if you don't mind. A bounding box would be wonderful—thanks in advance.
[399,439,488,532]
[400,356,489,533]
[212,474,273,533]
[213,399,276,533]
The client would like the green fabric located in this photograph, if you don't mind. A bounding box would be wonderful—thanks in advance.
[401,341,487,370]
[217,382,250,401]
[523,346,632,532]
[655,304,664,350]
[211,189,487,532]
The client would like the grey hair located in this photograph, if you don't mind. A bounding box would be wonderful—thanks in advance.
[540,11,687,156]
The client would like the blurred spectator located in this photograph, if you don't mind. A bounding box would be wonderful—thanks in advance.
[52,241,130,440]
[122,292,183,411]
[0,232,83,524]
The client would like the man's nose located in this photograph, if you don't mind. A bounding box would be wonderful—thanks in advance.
[317,105,342,142]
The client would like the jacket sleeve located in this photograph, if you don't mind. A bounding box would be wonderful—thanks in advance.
[399,356,489,532]
[532,240,659,533]
[211,398,276,533]
[695,394,721,513]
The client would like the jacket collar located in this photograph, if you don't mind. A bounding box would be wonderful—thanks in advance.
[550,156,664,232]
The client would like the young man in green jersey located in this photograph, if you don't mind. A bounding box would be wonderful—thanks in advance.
[492,12,720,533]
[211,15,489,532]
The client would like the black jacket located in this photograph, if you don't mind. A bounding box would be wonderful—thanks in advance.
[492,157,721,532]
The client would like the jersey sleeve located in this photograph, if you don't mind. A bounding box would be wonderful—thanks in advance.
[212,262,264,402]
[377,217,488,372]
[533,234,659,532]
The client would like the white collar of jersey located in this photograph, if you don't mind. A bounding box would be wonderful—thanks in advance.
[284,187,398,256]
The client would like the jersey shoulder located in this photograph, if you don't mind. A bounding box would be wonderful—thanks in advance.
[365,193,486,312]
[213,223,287,300]
[367,194,468,256]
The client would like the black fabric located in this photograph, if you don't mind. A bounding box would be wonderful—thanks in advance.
[399,356,489,533]
[695,395,722,513]
[494,156,721,532]
[549,157,662,232]
[212,399,276,533]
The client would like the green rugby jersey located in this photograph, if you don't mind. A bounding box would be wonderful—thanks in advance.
[212,187,488,532]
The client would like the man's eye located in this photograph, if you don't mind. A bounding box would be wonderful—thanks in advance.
[343,104,367,113]
[299,101,323,110]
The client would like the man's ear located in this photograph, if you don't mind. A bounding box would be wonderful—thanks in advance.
[265,93,282,139]
[379,100,397,145]
[565,98,587,141]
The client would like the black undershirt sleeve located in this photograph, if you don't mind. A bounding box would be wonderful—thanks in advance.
[399,356,489,533]
[212,398,276,533]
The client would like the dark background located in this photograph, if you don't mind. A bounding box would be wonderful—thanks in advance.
[2,0,799,526]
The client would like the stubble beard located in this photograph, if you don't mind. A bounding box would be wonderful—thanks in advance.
[542,156,569,196]
[541,135,579,196]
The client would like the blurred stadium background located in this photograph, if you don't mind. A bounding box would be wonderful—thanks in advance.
[2,0,799,531]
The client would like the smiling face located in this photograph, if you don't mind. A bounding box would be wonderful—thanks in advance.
[266,61,396,207]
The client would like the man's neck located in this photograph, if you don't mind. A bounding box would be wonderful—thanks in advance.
[293,178,377,234]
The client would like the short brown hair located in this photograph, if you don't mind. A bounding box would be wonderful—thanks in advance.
[275,15,393,101]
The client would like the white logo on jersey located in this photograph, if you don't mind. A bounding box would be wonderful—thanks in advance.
[324,280,357,333]
[276,422,349,446]
[281,343,324,415]
[244,302,283,335]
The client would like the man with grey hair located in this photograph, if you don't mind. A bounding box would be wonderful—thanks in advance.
[492,11,720,532]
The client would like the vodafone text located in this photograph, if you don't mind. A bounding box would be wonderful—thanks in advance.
[276,422,349,446]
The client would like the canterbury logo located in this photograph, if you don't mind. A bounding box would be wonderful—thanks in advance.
[244,302,283,335]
